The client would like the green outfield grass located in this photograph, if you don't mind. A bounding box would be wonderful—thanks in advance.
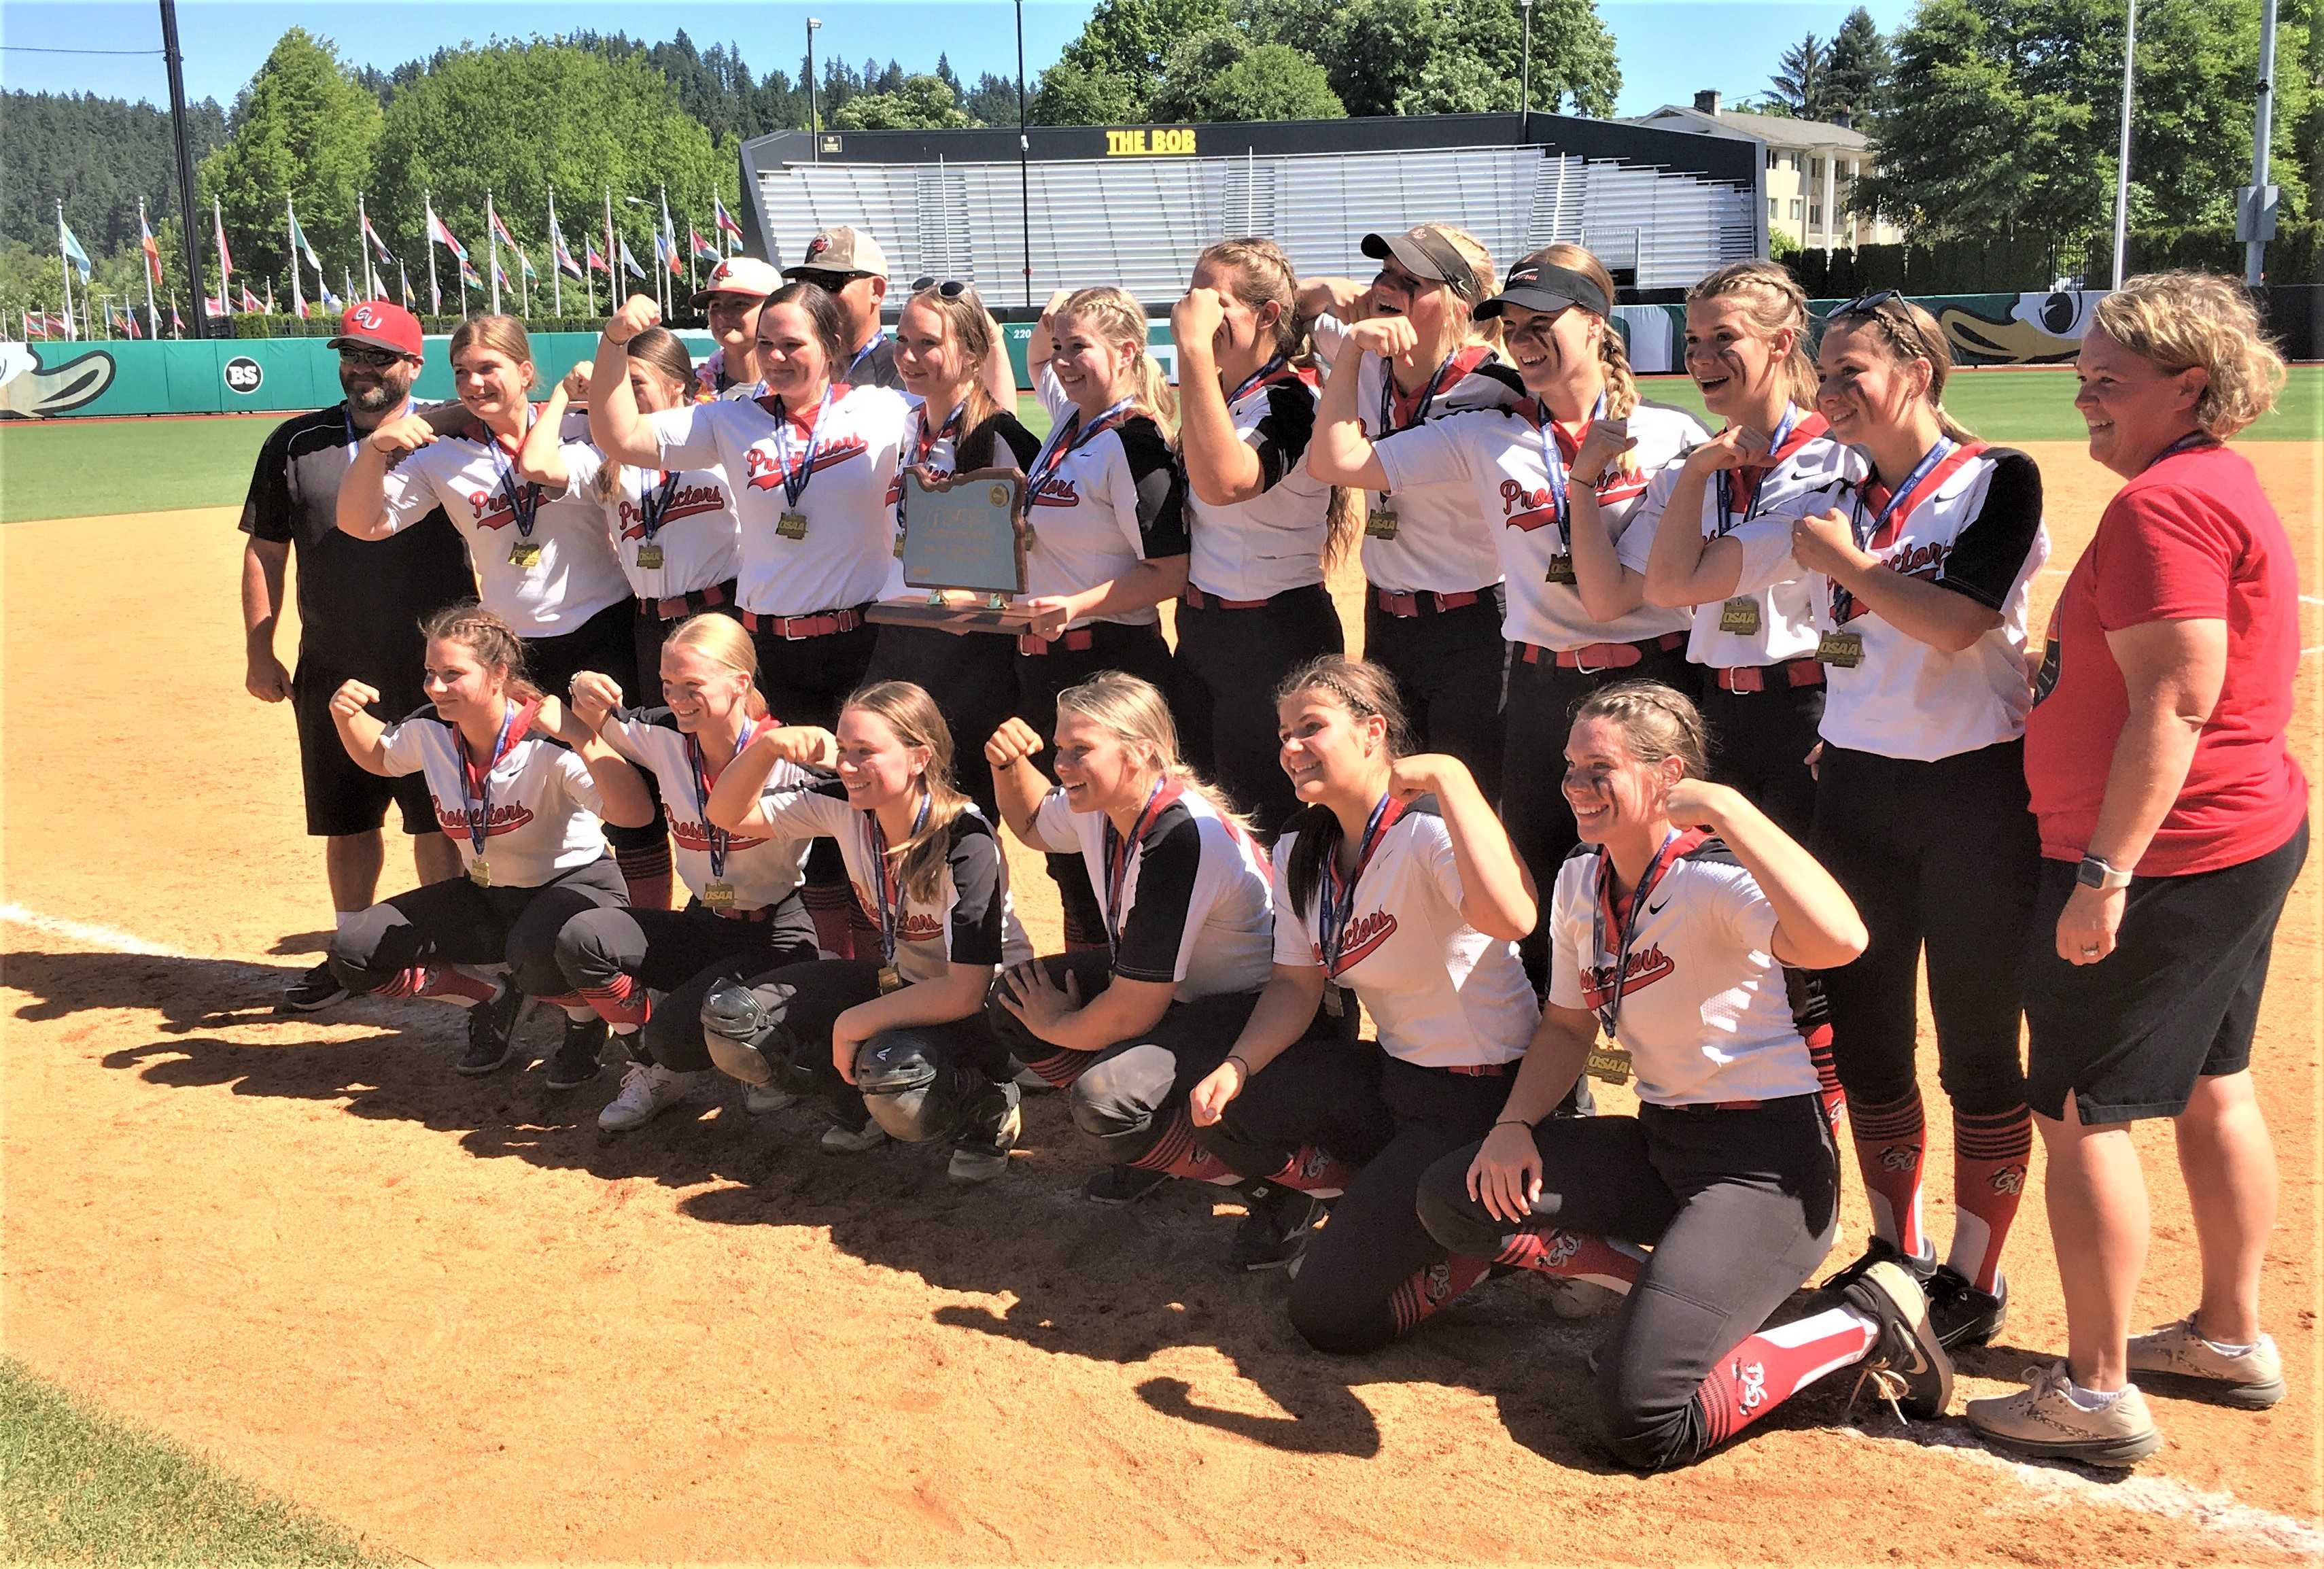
[1,367,2312,525]
[0,1358,392,1565]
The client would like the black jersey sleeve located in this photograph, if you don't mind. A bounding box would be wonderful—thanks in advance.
[1251,383,1317,490]
[1111,810,1201,984]
[1936,449,2043,610]
[1118,417,1190,559]
[943,814,1009,966]
[965,412,1042,473]
[239,418,300,542]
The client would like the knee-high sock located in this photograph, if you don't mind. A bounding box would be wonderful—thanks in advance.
[380,965,500,1005]
[799,880,857,960]
[1784,969,1844,1136]
[534,991,595,1022]
[1494,1228,1647,1294]
[1013,1043,1100,1089]
[1258,1144,1357,1198]
[1389,1256,1491,1338]
[1949,1103,2031,1293]
[1695,1307,1879,1450]
[1126,1108,1237,1184]
[1846,1087,1926,1256]
[614,842,673,912]
[580,971,653,1029]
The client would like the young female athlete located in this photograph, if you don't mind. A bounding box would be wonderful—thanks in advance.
[691,256,780,399]
[590,288,917,962]
[517,327,744,692]
[985,672,1335,1225]
[695,681,1033,1181]
[1018,287,1190,948]
[1643,292,2050,1349]
[336,315,672,921]
[1302,225,1519,797]
[1413,682,1953,1471]
[865,281,1043,821]
[1170,238,1346,835]
[547,614,820,1131]
[1310,245,1707,978]
[1187,656,1540,1295]
[324,604,654,1083]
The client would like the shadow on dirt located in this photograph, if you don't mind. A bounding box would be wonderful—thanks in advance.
[20,944,1930,1470]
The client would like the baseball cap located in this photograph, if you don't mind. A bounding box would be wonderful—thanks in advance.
[690,256,782,307]
[327,300,423,359]
[783,225,888,282]
[1474,262,1612,322]
[1361,227,1484,302]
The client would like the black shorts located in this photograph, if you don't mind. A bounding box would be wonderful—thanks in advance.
[292,659,438,838]
[2024,818,2308,1123]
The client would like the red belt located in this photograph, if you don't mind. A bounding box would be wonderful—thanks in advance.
[1181,584,1274,611]
[1714,657,1826,693]
[1519,631,1686,671]
[1665,1098,1767,1114]
[708,901,782,924]
[642,579,735,621]
[743,606,863,639]
[1017,627,1096,657]
[1436,1061,1513,1077]
[1373,587,1484,619]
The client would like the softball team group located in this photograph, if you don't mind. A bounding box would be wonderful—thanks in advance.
[285,226,2303,1473]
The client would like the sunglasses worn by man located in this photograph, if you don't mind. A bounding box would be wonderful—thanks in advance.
[336,345,409,369]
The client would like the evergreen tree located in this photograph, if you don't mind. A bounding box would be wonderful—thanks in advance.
[1825,7,1893,125]
[196,29,382,289]
[1769,33,1830,121]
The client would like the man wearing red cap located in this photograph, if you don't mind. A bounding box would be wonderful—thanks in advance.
[239,300,476,1011]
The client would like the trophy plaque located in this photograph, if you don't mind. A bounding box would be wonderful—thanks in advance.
[866,468,1036,632]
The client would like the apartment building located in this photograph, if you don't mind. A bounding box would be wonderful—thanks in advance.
[1625,90,1903,252]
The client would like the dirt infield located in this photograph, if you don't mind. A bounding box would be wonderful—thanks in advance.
[5,441,2319,1565]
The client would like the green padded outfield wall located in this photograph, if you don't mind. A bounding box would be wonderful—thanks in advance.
[2,295,2113,419]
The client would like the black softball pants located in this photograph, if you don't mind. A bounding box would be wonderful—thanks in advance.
[550,895,818,1067]
[1211,1053,1509,1354]
[1362,589,1508,804]
[752,616,881,942]
[1698,676,1824,842]
[524,602,665,859]
[1172,584,1344,838]
[1013,622,1176,948]
[1417,1094,1839,1471]
[1808,739,2037,1118]
[867,621,1020,823]
[329,855,627,999]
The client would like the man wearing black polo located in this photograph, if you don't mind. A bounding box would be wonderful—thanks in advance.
[784,225,903,389]
[240,301,474,1011]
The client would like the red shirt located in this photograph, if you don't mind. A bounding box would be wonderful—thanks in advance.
[2024,442,2306,876]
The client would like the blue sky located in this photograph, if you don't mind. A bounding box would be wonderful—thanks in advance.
[0,0,1913,118]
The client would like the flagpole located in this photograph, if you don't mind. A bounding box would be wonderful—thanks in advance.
[213,194,230,322]
[55,200,76,341]
[285,196,302,317]
[487,189,502,315]
[139,197,158,327]
[426,190,441,316]
[548,184,563,316]
[358,191,373,297]
[604,186,617,309]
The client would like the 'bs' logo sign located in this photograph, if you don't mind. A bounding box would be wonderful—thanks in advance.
[224,356,264,395]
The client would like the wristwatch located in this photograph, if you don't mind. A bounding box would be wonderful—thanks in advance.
[2075,855,2133,891]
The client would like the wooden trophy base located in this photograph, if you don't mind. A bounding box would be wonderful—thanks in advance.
[867,595,1037,634]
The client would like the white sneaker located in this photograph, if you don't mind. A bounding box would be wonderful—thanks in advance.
[744,1083,800,1114]
[597,1061,701,1131]
[2128,1313,2285,1409]
[1965,1362,2162,1466]
[820,1119,889,1154]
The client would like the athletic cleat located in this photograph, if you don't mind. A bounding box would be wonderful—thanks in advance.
[455,984,525,1075]
[1843,1258,1954,1421]
[544,1016,608,1089]
[744,1083,801,1114]
[1819,1235,1939,1296]
[1228,1188,1328,1273]
[1965,1362,2162,1466]
[278,959,349,1014]
[948,1098,1022,1186]
[1082,1164,1172,1207]
[820,1118,889,1154]
[1926,1265,2008,1351]
[2127,1314,2285,1409]
[598,1061,700,1131]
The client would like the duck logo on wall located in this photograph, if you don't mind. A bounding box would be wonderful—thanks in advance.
[1938,291,2104,365]
[0,343,117,419]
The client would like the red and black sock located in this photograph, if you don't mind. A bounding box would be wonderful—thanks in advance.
[579,972,652,1029]
[1012,1045,1099,1090]
[1388,1256,1491,1337]
[1845,1087,1926,1256]
[384,966,500,1005]
[1126,1109,1235,1184]
[1261,1145,1356,1197]
[1695,1305,1879,1449]
[614,842,673,912]
[1949,1103,2032,1294]
[1493,1229,1646,1294]
[799,881,857,959]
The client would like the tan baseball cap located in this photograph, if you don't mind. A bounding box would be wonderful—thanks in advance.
[784,225,888,282]
[690,256,782,307]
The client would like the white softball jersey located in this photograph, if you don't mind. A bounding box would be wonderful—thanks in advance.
[382,419,629,634]
[1729,443,2049,761]
[647,385,914,617]
[757,782,1033,985]
[379,706,610,887]
[1270,800,1537,1067]
[1313,314,1521,595]
[879,400,1042,600]
[1184,360,1334,602]
[1546,838,1822,1107]
[1616,411,1854,669]
[1374,398,1707,651]
[558,442,742,601]
[1028,782,1275,1001]
[1027,371,1190,628]
[600,710,813,912]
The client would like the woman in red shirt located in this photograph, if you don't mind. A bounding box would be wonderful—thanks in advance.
[1969,271,2306,1466]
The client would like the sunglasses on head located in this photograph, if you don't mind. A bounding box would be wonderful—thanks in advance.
[337,345,405,368]
[1834,289,1905,317]
[910,277,977,300]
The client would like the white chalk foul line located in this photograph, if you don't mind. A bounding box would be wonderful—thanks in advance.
[7,900,2323,1554]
